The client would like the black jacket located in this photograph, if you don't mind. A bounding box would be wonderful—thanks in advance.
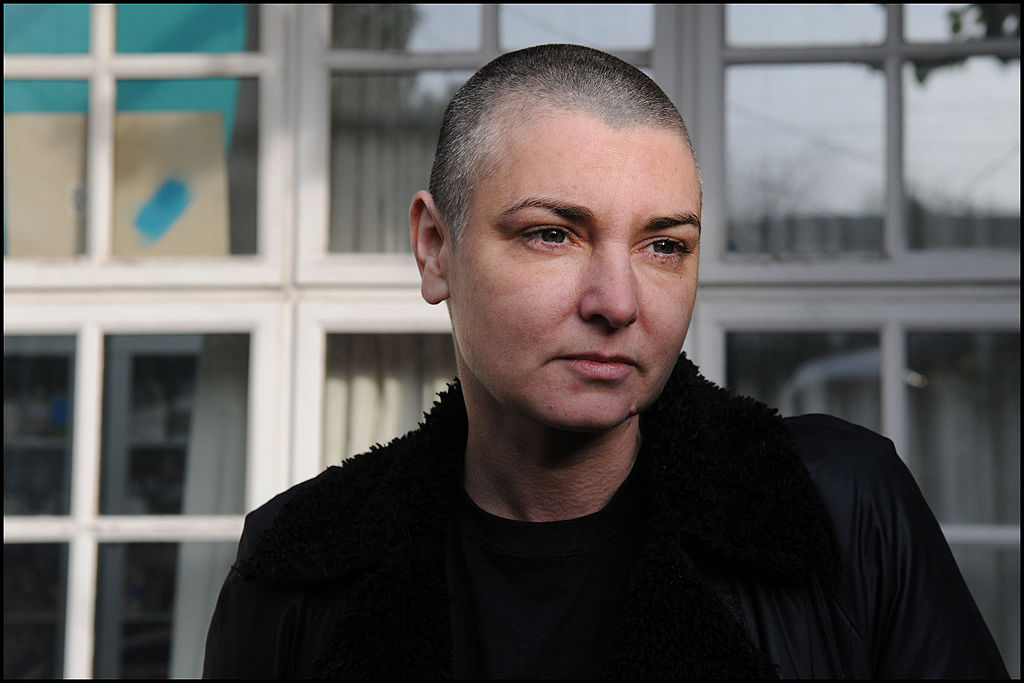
[203,355,1008,678]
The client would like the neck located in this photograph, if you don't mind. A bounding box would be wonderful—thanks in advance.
[462,409,642,523]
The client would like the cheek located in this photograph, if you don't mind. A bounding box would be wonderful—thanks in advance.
[641,279,697,344]
[474,261,574,324]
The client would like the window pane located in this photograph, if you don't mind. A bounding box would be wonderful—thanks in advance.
[329,71,466,253]
[905,58,1020,249]
[100,335,248,515]
[4,336,75,516]
[93,541,236,679]
[114,79,259,256]
[116,4,258,53]
[323,333,456,465]
[949,543,1020,678]
[3,81,88,258]
[905,4,1020,43]
[3,543,68,678]
[331,4,481,52]
[726,331,881,431]
[726,3,885,47]
[905,332,1019,525]
[500,4,654,52]
[3,4,89,54]
[726,64,885,255]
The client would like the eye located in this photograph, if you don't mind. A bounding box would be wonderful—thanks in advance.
[533,228,567,244]
[647,239,685,255]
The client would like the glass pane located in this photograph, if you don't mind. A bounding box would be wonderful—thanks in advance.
[4,336,75,515]
[727,3,885,46]
[950,543,1020,678]
[905,332,1019,525]
[323,333,456,464]
[501,4,653,52]
[3,4,89,54]
[3,81,89,258]
[726,331,881,431]
[905,4,1020,43]
[116,4,258,53]
[329,71,467,253]
[726,64,885,255]
[100,334,248,515]
[331,3,481,52]
[114,79,259,256]
[93,541,237,679]
[905,57,1020,249]
[3,543,68,678]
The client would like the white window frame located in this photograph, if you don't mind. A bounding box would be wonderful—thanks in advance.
[3,294,289,678]
[674,1,1020,612]
[292,3,655,287]
[672,4,1019,286]
[291,293,452,484]
[2,4,291,292]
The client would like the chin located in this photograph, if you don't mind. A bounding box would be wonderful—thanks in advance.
[529,399,639,434]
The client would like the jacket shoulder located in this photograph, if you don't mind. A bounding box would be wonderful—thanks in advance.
[233,445,403,575]
[783,413,1008,678]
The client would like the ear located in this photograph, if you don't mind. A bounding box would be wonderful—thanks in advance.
[409,190,451,304]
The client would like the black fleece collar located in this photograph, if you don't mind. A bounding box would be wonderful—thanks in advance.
[236,354,838,678]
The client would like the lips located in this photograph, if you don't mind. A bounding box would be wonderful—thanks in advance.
[563,353,636,381]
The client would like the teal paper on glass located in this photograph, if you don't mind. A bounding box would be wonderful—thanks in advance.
[3,80,89,113]
[116,4,248,53]
[134,177,192,247]
[3,4,90,54]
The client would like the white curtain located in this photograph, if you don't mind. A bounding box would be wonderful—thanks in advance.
[323,334,456,466]
[169,334,248,678]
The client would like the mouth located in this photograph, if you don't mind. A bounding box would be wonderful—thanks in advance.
[562,353,636,381]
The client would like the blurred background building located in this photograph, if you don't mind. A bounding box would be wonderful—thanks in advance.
[3,3,1019,678]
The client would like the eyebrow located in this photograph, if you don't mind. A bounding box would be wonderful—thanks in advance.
[499,197,701,233]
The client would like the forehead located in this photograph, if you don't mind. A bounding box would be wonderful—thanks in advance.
[472,109,700,218]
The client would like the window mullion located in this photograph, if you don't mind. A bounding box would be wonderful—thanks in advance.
[693,4,727,266]
[884,4,907,260]
[881,320,909,462]
[481,3,500,58]
[86,4,115,265]
[63,322,104,678]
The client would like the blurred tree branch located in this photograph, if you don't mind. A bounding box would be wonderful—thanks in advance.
[912,4,1020,84]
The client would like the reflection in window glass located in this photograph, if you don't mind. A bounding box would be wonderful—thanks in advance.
[726,331,881,431]
[3,543,68,678]
[501,4,653,52]
[329,72,468,253]
[4,336,75,515]
[904,58,1020,249]
[905,3,1020,43]
[93,542,237,679]
[950,544,1020,678]
[726,64,885,255]
[324,334,456,465]
[100,334,248,515]
[3,3,90,54]
[726,3,885,46]
[331,3,481,52]
[905,332,1019,526]
[114,79,259,256]
[3,81,89,258]
[116,4,257,53]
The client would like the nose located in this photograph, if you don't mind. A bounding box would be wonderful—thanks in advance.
[577,246,639,329]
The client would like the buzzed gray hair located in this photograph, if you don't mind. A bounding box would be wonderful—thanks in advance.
[428,43,699,244]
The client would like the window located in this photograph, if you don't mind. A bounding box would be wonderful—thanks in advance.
[4,4,1019,678]
[690,5,1019,673]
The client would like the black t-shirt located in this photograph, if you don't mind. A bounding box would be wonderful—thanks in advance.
[449,466,644,679]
